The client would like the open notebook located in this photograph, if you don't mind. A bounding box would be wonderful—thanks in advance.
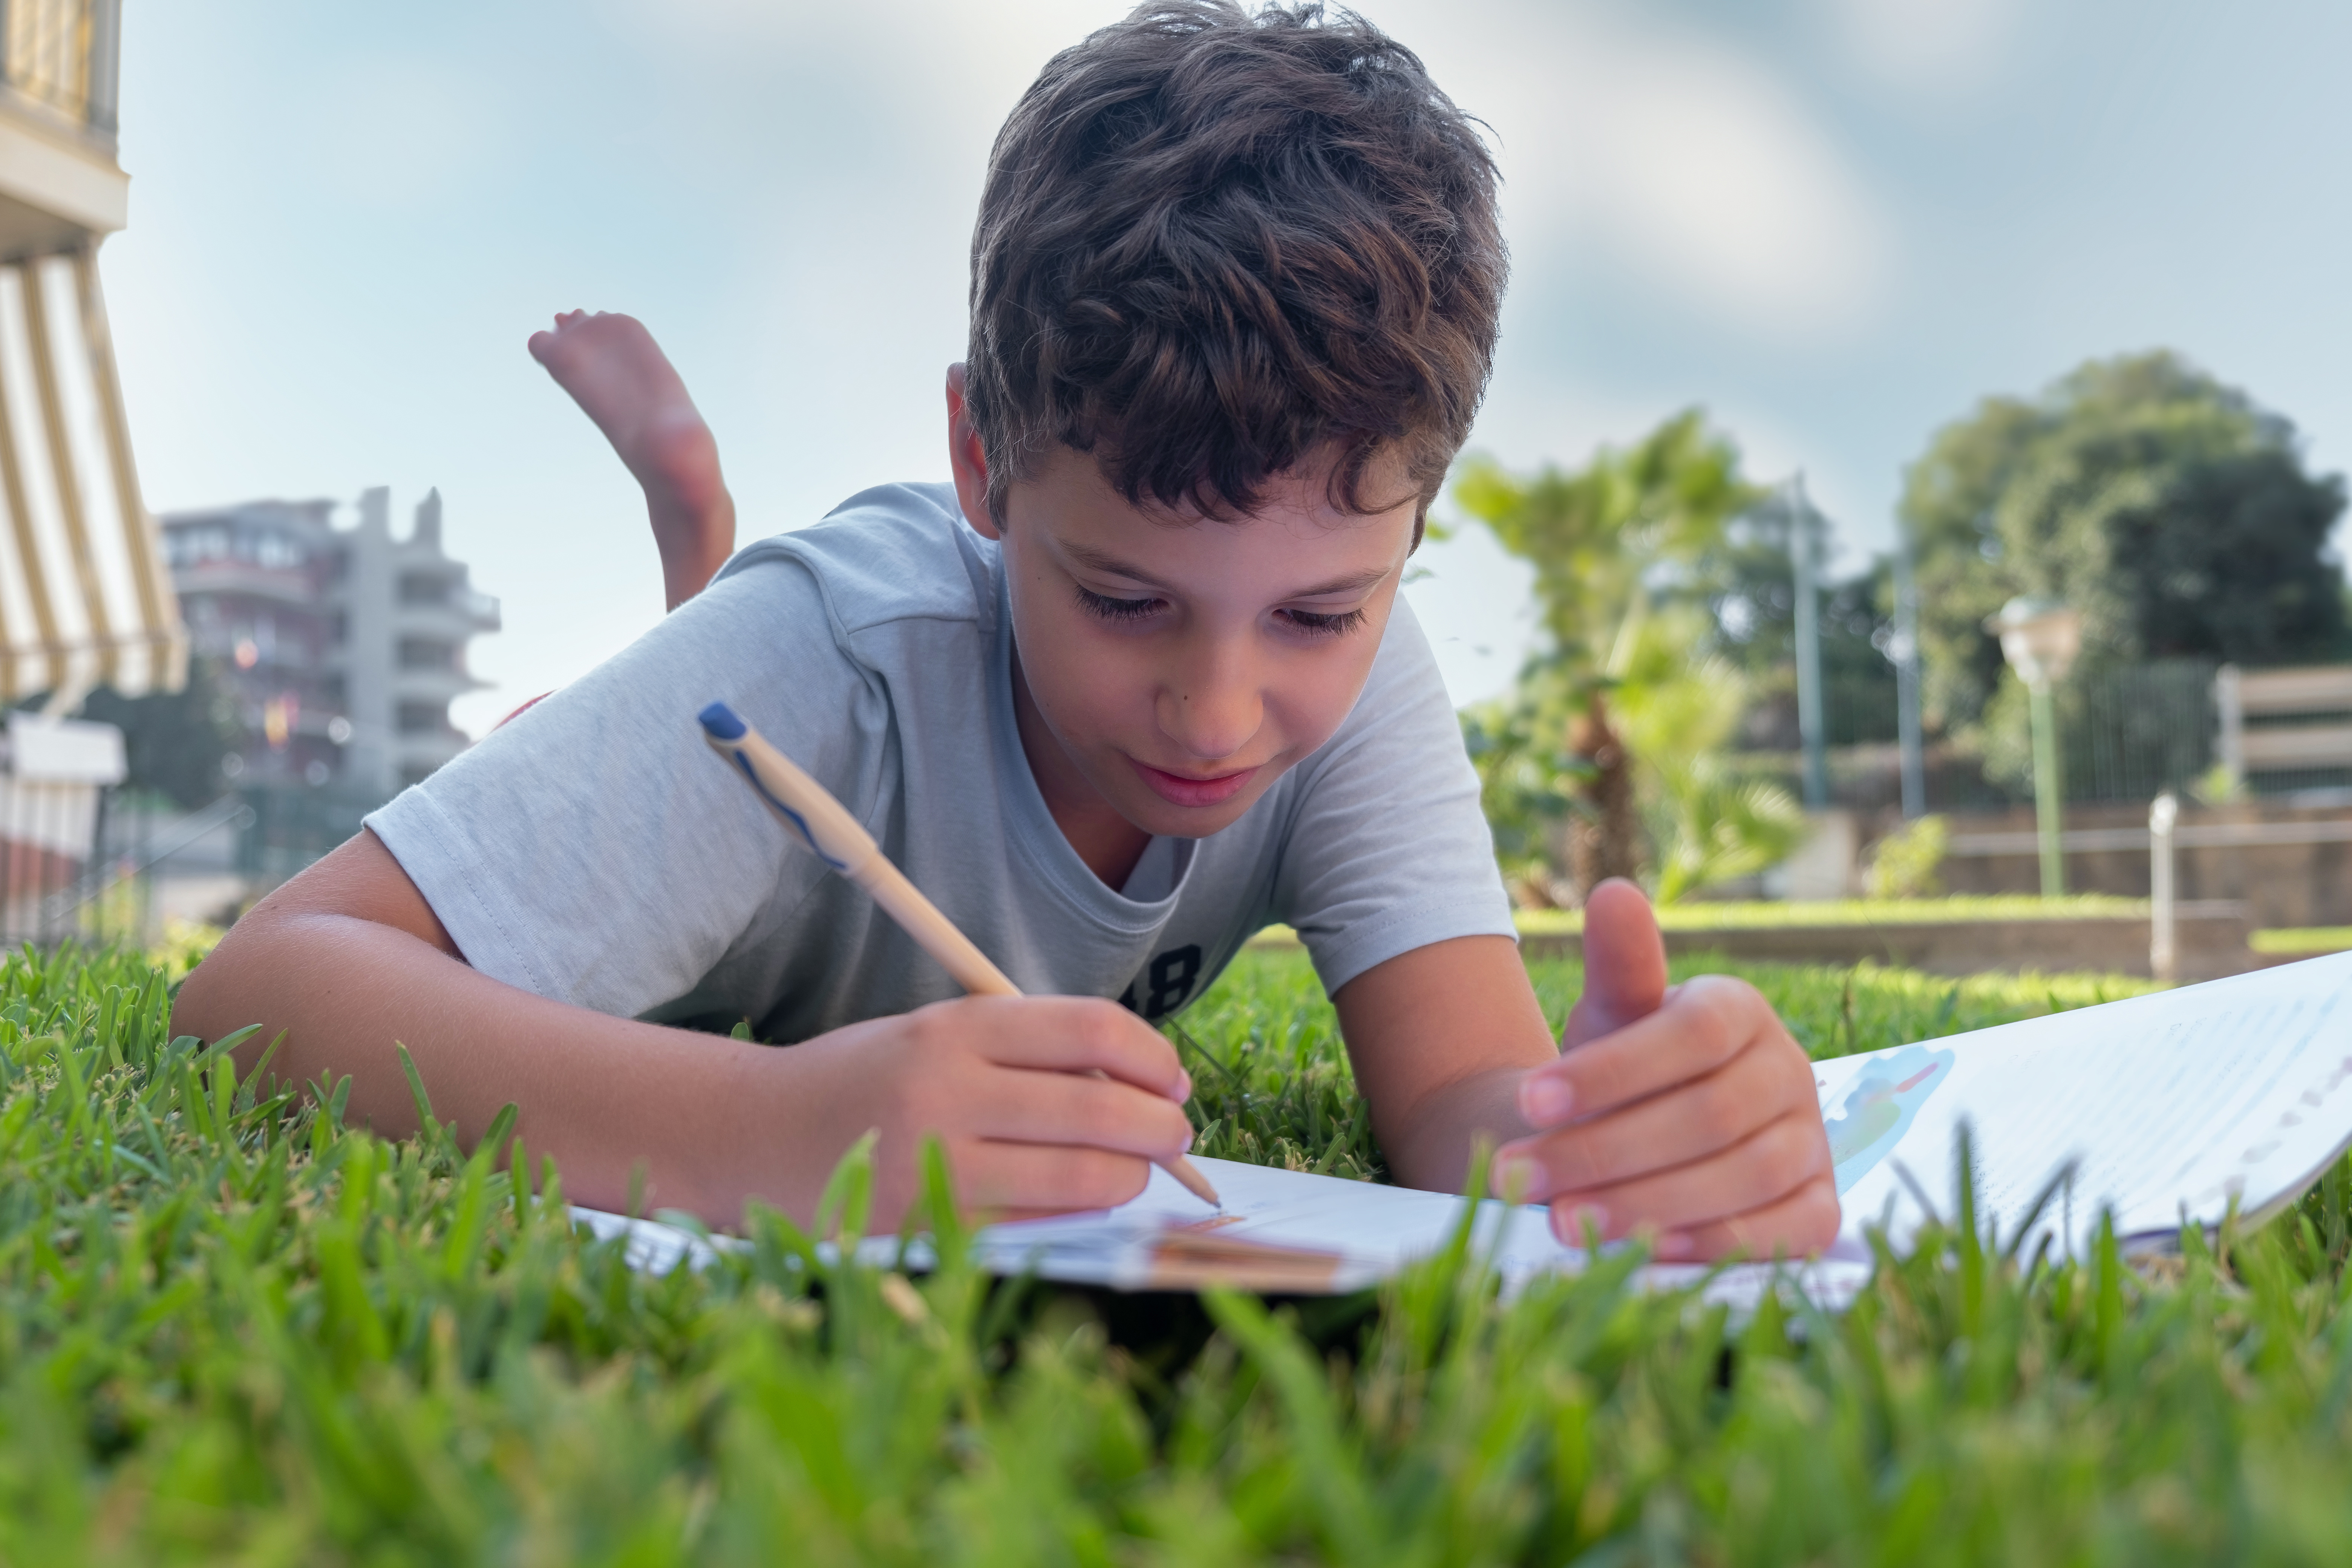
[574,949,2352,1305]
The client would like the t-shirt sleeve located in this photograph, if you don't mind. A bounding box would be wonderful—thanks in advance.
[1270,597,1517,994]
[363,556,874,1020]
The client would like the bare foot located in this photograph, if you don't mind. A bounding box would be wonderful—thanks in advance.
[530,311,737,610]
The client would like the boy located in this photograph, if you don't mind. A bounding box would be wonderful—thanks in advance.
[176,1,1836,1262]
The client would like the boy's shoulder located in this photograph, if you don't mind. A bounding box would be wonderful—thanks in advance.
[716,481,998,639]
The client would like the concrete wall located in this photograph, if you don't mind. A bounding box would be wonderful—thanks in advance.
[1520,904,2259,982]
[1932,801,2352,929]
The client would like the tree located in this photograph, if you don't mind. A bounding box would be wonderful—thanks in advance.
[77,656,243,808]
[1901,351,2348,741]
[1608,609,1808,905]
[1708,498,1900,750]
[1452,411,1762,898]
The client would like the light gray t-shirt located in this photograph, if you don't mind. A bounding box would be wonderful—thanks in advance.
[367,481,1514,1040]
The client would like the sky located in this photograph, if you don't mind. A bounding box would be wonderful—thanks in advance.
[99,0,2352,735]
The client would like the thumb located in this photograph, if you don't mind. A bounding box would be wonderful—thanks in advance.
[1562,877,1668,1049]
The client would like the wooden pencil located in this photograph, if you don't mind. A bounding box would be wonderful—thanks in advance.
[697,700,1223,1210]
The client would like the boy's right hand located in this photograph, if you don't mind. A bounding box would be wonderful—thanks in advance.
[766,993,1198,1228]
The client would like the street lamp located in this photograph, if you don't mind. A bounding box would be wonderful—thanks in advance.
[1985,596,2083,897]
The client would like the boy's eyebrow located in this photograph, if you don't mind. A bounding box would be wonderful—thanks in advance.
[1062,541,1392,599]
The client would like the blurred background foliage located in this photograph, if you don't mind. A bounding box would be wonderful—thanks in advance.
[1904,350,2349,792]
[1452,349,2352,899]
[1452,412,1792,906]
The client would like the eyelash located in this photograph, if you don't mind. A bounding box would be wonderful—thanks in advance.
[1072,586,1366,639]
[1075,586,1162,622]
[1281,606,1367,638]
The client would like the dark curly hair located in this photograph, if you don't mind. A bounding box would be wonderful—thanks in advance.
[964,1,1506,537]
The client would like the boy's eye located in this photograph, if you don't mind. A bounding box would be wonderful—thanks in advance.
[1075,585,1163,622]
[1280,606,1368,638]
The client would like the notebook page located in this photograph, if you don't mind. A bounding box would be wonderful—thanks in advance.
[1818,950,2352,1257]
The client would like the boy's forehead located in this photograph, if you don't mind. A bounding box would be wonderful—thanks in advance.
[1058,532,1397,595]
[1020,443,1416,530]
[1014,447,1414,579]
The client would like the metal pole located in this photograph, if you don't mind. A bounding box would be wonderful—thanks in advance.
[2213,663,2244,796]
[1893,536,1925,818]
[1791,477,1828,810]
[2030,679,2065,897]
[2148,791,2177,982]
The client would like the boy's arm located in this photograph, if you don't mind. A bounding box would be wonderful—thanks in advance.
[1333,882,1838,1262]
[172,830,1198,1229]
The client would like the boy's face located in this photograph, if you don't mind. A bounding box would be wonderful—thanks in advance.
[948,368,1419,841]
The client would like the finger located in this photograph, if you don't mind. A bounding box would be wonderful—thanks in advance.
[1497,1033,1814,1200]
[1519,974,1781,1127]
[527,330,554,363]
[1562,877,1668,1048]
[966,1065,1197,1161]
[1536,1110,1832,1244]
[925,995,1189,1099]
[949,1138,1156,1215]
[1648,1171,1843,1264]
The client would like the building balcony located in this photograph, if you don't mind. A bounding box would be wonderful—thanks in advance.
[0,0,125,256]
[390,592,500,642]
[454,585,500,626]
[172,562,323,610]
[391,665,488,706]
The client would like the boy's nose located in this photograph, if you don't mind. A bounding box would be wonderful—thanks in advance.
[1158,645,1263,763]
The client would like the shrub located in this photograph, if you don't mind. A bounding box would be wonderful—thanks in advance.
[1864,813,1950,899]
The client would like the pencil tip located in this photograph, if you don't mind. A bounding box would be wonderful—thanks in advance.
[698,702,747,741]
[1168,1154,1222,1209]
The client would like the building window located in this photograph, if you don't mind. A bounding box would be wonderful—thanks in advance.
[398,573,450,606]
[397,637,455,671]
[396,701,445,735]
[253,531,303,570]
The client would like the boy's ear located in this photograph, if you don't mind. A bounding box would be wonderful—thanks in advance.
[944,363,1002,541]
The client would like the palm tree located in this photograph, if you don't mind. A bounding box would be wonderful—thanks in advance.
[1452,411,1759,900]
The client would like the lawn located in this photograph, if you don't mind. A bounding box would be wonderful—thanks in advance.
[2,939,2348,1562]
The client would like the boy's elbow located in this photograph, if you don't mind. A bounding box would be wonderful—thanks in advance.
[170,894,316,1050]
[171,827,463,1047]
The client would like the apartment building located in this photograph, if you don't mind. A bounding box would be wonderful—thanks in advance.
[162,487,500,800]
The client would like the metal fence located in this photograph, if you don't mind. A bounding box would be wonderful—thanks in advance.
[1738,657,2254,815]
[0,789,248,949]
[2061,658,2220,802]
[0,779,380,952]
[231,783,381,885]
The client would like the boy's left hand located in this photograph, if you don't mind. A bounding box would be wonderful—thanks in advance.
[1494,880,1838,1262]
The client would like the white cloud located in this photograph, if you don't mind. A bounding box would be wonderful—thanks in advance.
[1816,0,2022,99]
[1385,2,1894,344]
[1566,23,1893,341]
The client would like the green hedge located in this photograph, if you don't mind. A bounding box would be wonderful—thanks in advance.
[0,941,2346,1562]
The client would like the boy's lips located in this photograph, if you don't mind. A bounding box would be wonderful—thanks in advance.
[1130,757,1259,808]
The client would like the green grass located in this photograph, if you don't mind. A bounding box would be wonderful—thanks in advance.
[2255,927,2352,956]
[0,939,2346,1562]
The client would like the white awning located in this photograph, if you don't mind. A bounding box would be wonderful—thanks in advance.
[0,245,182,704]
